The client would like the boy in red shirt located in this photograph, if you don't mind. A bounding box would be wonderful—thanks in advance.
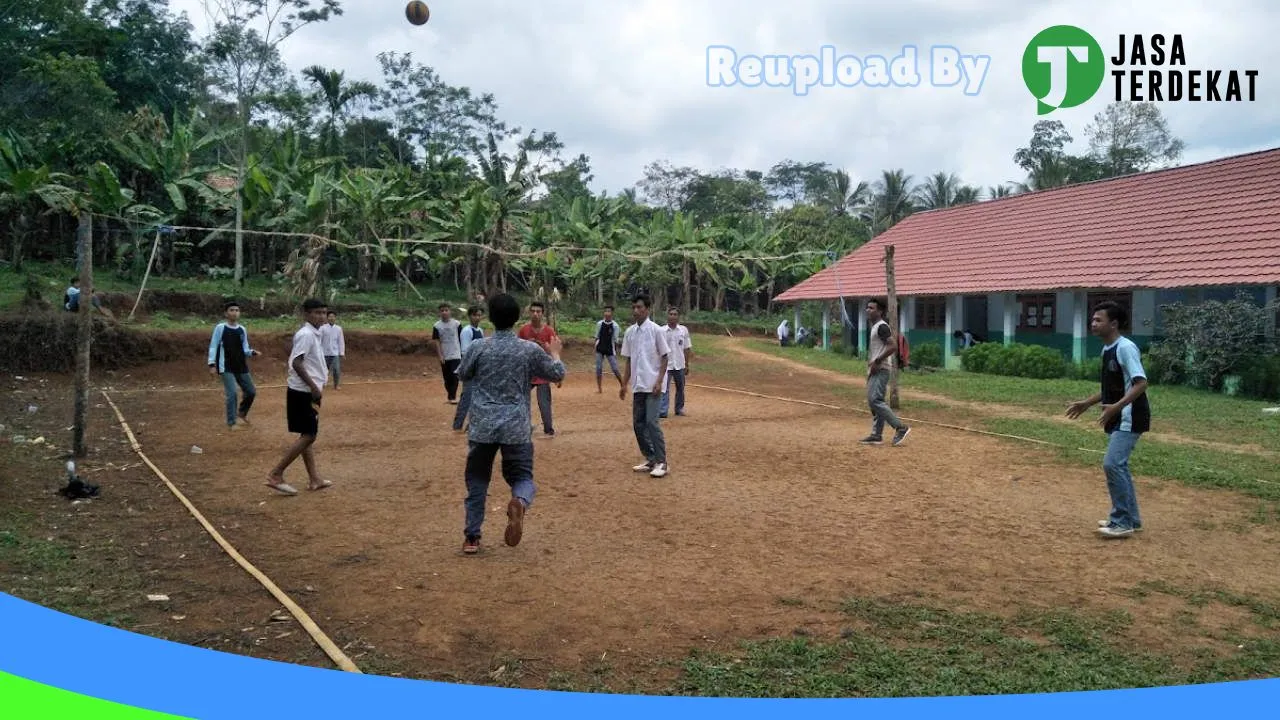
[518,301,559,437]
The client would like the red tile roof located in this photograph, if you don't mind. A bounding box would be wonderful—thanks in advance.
[774,147,1280,302]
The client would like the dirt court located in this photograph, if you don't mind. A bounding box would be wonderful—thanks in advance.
[6,335,1280,687]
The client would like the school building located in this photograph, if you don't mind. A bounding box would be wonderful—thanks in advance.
[774,147,1280,368]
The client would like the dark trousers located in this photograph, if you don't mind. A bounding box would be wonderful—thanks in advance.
[464,442,535,539]
[632,392,665,464]
[532,384,554,434]
[441,358,461,400]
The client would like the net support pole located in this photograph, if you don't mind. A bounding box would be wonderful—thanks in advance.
[73,212,94,458]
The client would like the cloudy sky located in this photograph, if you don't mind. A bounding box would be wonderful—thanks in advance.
[169,0,1278,197]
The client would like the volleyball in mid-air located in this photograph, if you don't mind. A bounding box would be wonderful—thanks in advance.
[405,1,429,26]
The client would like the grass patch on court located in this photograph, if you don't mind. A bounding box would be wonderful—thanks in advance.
[982,418,1280,509]
[674,594,1280,697]
[0,505,142,629]
[742,339,1280,452]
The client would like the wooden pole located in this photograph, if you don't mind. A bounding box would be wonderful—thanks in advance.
[883,245,900,409]
[128,228,162,322]
[73,212,93,458]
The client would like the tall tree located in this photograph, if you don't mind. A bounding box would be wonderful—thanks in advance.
[1084,102,1185,177]
[200,0,343,285]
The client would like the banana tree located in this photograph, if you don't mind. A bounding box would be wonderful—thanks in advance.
[474,132,535,294]
[0,132,78,269]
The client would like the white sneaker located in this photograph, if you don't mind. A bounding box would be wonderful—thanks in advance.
[1097,519,1143,532]
[1096,524,1135,538]
[649,463,668,478]
[633,462,653,472]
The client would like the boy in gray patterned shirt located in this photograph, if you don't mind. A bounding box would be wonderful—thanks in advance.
[456,293,566,554]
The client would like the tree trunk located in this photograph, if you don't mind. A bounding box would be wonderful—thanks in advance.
[73,212,93,458]
[681,259,691,313]
[234,119,247,286]
[884,245,900,409]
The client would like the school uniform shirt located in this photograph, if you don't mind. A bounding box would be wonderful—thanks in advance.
[1100,336,1151,434]
[207,322,256,374]
[621,318,671,392]
[594,319,622,356]
[518,323,556,386]
[432,318,462,361]
[459,324,485,355]
[287,323,328,392]
[320,323,345,357]
[662,323,692,371]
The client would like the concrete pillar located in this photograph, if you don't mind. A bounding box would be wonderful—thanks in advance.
[822,304,830,350]
[1003,293,1017,346]
[1071,291,1088,364]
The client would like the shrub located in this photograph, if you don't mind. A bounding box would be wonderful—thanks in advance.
[960,341,1066,379]
[912,341,943,368]
[1148,291,1277,391]
[1238,354,1280,401]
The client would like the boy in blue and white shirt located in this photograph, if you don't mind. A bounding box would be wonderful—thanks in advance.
[207,300,260,430]
[1067,300,1152,539]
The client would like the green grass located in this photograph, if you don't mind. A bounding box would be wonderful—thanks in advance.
[674,594,1280,697]
[982,418,1280,507]
[744,339,1280,451]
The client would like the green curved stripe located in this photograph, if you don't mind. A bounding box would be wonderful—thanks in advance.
[0,671,191,719]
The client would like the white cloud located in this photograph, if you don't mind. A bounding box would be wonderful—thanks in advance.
[170,0,1280,195]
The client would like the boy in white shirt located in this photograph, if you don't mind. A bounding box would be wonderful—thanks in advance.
[266,299,332,496]
[620,294,671,478]
[321,311,346,389]
[660,307,693,418]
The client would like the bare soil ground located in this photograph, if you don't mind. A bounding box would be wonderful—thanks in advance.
[2,334,1278,690]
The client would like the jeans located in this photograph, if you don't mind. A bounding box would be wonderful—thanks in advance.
[325,355,342,387]
[595,352,620,376]
[632,391,666,464]
[452,382,473,430]
[441,358,460,400]
[660,368,686,416]
[1103,430,1143,529]
[532,383,554,434]
[464,442,535,539]
[866,369,904,437]
[221,372,256,426]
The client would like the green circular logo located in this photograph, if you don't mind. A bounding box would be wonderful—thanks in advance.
[1022,25,1105,114]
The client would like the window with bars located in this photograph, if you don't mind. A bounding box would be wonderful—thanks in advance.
[914,296,946,329]
[1017,294,1055,333]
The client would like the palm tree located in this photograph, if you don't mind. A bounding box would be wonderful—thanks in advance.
[822,169,871,217]
[985,184,1015,200]
[867,169,916,235]
[302,66,379,161]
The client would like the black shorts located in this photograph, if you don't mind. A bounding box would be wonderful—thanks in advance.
[286,388,320,436]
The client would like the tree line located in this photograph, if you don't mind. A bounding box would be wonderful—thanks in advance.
[1,0,1186,316]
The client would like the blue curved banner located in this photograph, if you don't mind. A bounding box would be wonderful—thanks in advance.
[0,592,1275,718]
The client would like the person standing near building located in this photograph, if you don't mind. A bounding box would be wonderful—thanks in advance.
[453,306,486,432]
[660,307,693,418]
[518,301,558,437]
[432,304,463,404]
[1066,300,1151,539]
[620,294,671,478]
[593,306,624,393]
[860,298,911,447]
